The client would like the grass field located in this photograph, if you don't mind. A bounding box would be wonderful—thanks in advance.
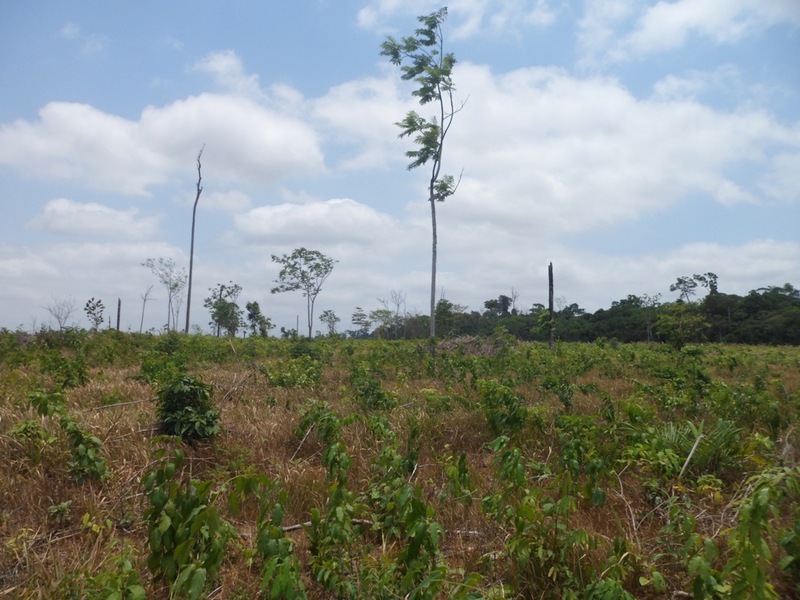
[1,329,798,599]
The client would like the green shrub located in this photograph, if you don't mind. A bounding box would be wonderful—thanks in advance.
[288,337,324,361]
[39,348,89,389]
[8,419,57,463]
[27,388,108,483]
[140,350,186,384]
[143,447,234,599]
[351,363,396,411]
[156,375,220,441]
[61,415,108,483]
[262,355,322,388]
[85,543,146,600]
[477,378,527,435]
[255,489,308,600]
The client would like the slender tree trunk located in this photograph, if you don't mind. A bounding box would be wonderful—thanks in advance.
[185,146,204,334]
[116,298,121,331]
[215,285,223,338]
[548,262,555,350]
[308,297,313,338]
[139,287,152,334]
[430,198,437,338]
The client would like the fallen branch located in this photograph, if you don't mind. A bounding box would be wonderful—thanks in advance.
[291,422,315,461]
[220,371,251,404]
[679,433,703,479]
[89,397,156,411]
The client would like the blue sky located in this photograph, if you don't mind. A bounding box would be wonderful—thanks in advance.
[1,0,798,334]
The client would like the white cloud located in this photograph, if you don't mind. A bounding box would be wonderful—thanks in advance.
[310,60,798,243]
[312,73,411,169]
[0,93,324,195]
[192,50,262,98]
[357,0,559,37]
[581,0,800,64]
[653,239,800,297]
[439,63,797,235]
[625,0,800,55]
[761,152,800,203]
[577,0,639,64]
[0,241,188,330]
[29,199,159,239]
[201,190,252,212]
[651,65,741,101]
[234,198,404,251]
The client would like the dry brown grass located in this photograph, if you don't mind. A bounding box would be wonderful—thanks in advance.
[1,336,798,598]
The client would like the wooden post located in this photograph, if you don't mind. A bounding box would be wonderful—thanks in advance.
[116,298,121,331]
[548,262,555,350]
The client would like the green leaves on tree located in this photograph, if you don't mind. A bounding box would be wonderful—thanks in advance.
[381,7,462,337]
[271,247,336,338]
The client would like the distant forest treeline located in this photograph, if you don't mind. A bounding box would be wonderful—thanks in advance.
[355,282,799,346]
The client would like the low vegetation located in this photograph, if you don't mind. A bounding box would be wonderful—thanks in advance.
[1,328,799,598]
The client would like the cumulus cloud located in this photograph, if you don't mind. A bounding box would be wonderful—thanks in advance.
[760,152,800,203]
[312,74,412,169]
[201,190,252,212]
[192,50,262,98]
[29,199,159,239]
[580,0,800,64]
[307,59,798,262]
[622,0,800,56]
[234,198,404,251]
[0,93,323,195]
[427,63,798,237]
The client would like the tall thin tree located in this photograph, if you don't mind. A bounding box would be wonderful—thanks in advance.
[184,145,204,334]
[548,262,555,350]
[381,7,462,338]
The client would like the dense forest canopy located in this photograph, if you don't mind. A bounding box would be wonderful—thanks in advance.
[358,281,800,346]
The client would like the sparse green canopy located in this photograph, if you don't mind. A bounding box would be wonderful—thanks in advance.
[271,247,336,338]
[380,7,461,338]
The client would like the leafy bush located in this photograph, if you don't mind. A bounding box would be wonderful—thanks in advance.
[295,401,343,447]
[140,350,186,384]
[8,419,57,463]
[262,355,322,388]
[39,348,89,389]
[85,543,146,600]
[482,436,597,595]
[288,337,324,361]
[156,375,220,441]
[61,415,108,483]
[255,489,308,600]
[477,378,527,435]
[27,388,108,483]
[142,447,235,599]
[351,363,396,411]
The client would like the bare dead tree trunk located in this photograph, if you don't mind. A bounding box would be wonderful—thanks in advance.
[185,145,204,334]
[116,298,121,331]
[140,285,153,334]
[548,262,555,350]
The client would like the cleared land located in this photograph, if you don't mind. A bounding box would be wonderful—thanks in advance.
[1,330,798,598]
